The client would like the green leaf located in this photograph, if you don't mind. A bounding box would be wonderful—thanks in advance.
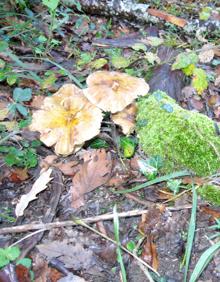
[111,56,130,69]
[126,241,136,252]
[0,146,10,153]
[5,247,20,261]
[90,138,109,149]
[91,58,108,69]
[146,37,164,47]
[182,64,195,76]
[120,137,137,158]
[189,240,220,282]
[184,185,197,282]
[167,179,182,195]
[0,249,10,268]
[16,258,32,268]
[0,41,8,52]
[41,73,57,89]
[16,104,28,117]
[132,43,147,52]
[7,74,17,86]
[192,68,208,95]
[13,88,32,102]
[199,7,212,21]
[0,58,6,69]
[172,52,198,70]
[42,0,60,10]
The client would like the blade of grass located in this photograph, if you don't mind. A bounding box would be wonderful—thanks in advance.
[183,184,197,282]
[189,240,220,282]
[113,170,191,194]
[20,56,84,89]
[5,51,42,83]
[113,205,127,282]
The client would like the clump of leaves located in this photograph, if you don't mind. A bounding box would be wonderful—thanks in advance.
[120,136,137,158]
[0,246,20,268]
[0,141,39,168]
[172,52,208,95]
[8,88,32,117]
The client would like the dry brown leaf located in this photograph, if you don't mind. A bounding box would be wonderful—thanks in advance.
[84,71,149,113]
[55,160,79,176]
[112,103,137,135]
[15,168,53,217]
[198,43,215,63]
[71,149,112,208]
[30,84,103,155]
[40,155,58,171]
[141,236,158,271]
[215,75,220,87]
[37,240,94,270]
[147,8,187,27]
[30,95,45,109]
[9,168,29,183]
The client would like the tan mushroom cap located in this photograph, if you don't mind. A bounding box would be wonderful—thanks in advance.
[29,84,103,155]
[112,103,137,135]
[83,71,149,113]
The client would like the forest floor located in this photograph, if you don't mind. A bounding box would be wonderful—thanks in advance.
[0,1,220,281]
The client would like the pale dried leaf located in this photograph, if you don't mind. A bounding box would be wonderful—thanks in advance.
[199,43,215,63]
[37,240,94,270]
[71,149,112,208]
[15,168,53,217]
[112,103,137,135]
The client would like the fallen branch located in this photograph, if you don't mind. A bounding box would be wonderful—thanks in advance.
[0,205,192,235]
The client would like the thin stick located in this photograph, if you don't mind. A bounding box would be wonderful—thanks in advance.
[0,206,192,235]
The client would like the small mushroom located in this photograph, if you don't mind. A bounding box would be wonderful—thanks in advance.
[83,71,149,113]
[29,84,103,155]
[112,103,137,135]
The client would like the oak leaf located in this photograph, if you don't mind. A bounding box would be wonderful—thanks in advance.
[71,149,112,208]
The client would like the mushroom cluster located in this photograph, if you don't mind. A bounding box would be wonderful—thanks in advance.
[30,71,149,155]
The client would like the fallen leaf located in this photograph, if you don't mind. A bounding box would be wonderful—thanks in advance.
[15,264,31,282]
[15,168,53,217]
[200,206,220,219]
[141,236,158,270]
[30,95,45,109]
[112,103,137,135]
[199,43,215,63]
[9,168,29,183]
[55,160,79,176]
[215,75,220,87]
[37,241,94,270]
[147,8,187,27]
[71,149,112,208]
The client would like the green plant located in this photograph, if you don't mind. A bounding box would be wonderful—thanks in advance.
[8,87,32,117]
[42,0,60,53]
[0,246,20,268]
[120,136,137,158]
[113,205,127,282]
[183,185,197,282]
[189,240,220,282]
[0,139,39,168]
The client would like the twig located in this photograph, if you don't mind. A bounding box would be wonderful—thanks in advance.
[0,206,192,235]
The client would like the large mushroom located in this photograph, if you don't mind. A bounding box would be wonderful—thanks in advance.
[83,71,149,113]
[112,103,137,135]
[29,84,103,155]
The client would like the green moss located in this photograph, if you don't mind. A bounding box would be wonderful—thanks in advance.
[198,184,220,206]
[136,91,220,176]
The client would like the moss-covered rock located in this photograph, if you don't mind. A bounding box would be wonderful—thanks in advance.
[198,184,220,206]
[136,91,220,176]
